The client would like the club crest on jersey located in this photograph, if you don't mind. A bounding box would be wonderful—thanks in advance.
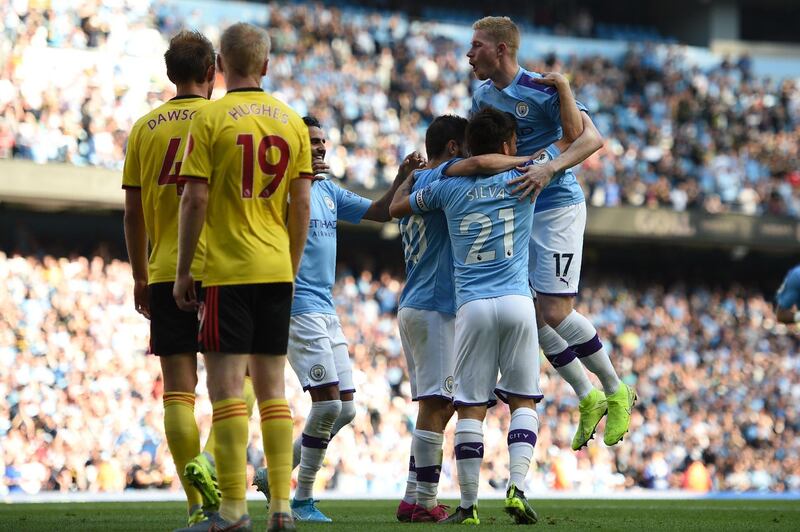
[309,364,326,382]
[533,150,552,165]
[324,196,335,212]
[444,376,454,393]
[515,101,529,117]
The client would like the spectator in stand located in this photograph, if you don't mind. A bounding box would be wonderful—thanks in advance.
[1,252,799,496]
[0,1,798,216]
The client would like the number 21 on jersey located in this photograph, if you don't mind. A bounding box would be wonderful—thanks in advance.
[460,209,514,265]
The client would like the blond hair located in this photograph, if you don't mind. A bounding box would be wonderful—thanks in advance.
[472,16,520,53]
[220,22,271,77]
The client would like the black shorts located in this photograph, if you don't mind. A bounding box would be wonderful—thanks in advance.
[149,281,201,356]
[200,283,293,355]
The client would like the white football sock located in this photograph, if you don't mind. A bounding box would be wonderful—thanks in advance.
[507,407,539,489]
[555,310,621,395]
[413,429,444,510]
[455,418,484,509]
[295,399,341,501]
[403,450,417,505]
[331,399,356,437]
[539,324,594,399]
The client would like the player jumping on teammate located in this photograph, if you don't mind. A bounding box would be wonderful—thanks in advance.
[468,16,636,449]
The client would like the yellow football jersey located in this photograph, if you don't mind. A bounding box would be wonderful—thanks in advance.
[122,95,207,284]
[179,88,313,287]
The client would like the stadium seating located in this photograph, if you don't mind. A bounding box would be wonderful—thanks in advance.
[0,1,798,217]
[1,253,798,495]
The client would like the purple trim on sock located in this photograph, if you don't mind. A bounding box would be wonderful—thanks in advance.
[302,380,340,392]
[546,347,578,368]
[301,433,330,449]
[408,455,416,472]
[414,464,442,483]
[455,442,484,460]
[507,429,538,447]
[413,393,453,402]
[494,388,544,404]
[573,334,602,358]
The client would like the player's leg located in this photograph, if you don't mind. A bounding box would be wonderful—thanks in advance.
[327,316,357,440]
[149,281,207,525]
[532,203,622,447]
[396,309,421,520]
[495,295,540,524]
[408,310,455,522]
[250,282,296,530]
[442,300,497,525]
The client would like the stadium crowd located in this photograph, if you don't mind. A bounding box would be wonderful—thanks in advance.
[1,1,799,217]
[1,252,798,496]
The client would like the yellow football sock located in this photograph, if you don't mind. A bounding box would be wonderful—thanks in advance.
[259,399,293,514]
[204,377,255,459]
[163,392,202,509]
[211,398,249,522]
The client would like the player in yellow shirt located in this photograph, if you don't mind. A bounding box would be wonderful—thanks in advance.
[174,22,312,532]
[123,30,221,527]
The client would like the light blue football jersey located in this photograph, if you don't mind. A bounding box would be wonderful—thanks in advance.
[776,265,800,310]
[398,160,459,316]
[292,178,372,316]
[471,67,588,213]
[409,146,559,308]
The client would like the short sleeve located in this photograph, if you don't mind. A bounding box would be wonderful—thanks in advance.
[776,270,800,309]
[179,111,212,183]
[546,94,590,124]
[295,123,313,180]
[410,180,445,214]
[121,125,141,189]
[470,97,480,118]
[335,185,372,223]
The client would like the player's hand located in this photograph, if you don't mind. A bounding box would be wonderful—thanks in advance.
[133,279,150,319]
[173,273,198,312]
[312,158,331,176]
[508,161,556,203]
[538,72,569,90]
[398,151,426,179]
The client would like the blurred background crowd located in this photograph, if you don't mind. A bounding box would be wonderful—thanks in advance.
[1,0,799,216]
[2,253,798,496]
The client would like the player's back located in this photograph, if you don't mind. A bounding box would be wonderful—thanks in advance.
[123,96,207,283]
[434,170,534,308]
[399,162,457,316]
[181,88,312,286]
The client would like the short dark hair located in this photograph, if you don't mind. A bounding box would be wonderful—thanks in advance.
[466,108,517,156]
[425,115,468,159]
[164,30,215,84]
[303,115,322,128]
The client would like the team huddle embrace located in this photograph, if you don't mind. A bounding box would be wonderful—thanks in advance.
[123,16,637,532]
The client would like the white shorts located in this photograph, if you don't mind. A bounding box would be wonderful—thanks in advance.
[398,307,455,401]
[529,202,586,296]
[453,295,541,406]
[287,313,354,393]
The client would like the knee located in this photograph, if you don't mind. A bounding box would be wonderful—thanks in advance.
[337,399,356,426]
[539,300,571,328]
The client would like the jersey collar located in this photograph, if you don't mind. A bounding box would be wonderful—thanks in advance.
[170,94,204,101]
[227,87,264,93]
[494,67,526,96]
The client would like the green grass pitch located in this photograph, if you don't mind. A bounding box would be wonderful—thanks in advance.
[1,499,798,531]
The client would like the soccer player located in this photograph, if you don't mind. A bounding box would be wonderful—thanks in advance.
[393,108,546,525]
[775,264,800,324]
[173,22,312,532]
[252,116,424,522]
[122,30,224,527]
[467,16,636,450]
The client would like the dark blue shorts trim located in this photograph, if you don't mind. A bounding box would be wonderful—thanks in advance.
[494,388,544,404]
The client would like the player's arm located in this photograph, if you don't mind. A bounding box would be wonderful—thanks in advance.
[363,152,425,222]
[121,126,150,319]
[509,112,603,201]
[540,72,583,144]
[389,171,417,219]
[444,153,531,177]
[174,180,207,311]
[288,177,312,277]
[775,273,800,324]
[123,189,150,318]
[390,178,444,219]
